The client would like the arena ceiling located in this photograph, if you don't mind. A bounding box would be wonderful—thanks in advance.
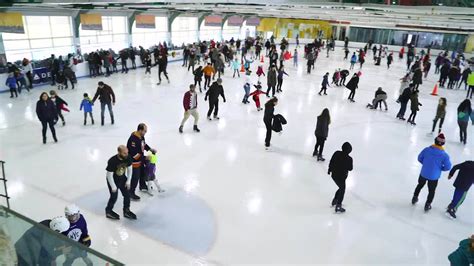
[2,0,474,30]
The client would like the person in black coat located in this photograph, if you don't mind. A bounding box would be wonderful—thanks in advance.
[36,92,58,144]
[338,69,350,86]
[439,62,450,88]
[205,78,226,120]
[156,54,169,85]
[346,73,359,102]
[313,108,330,161]
[264,97,278,149]
[446,161,474,219]
[412,67,423,91]
[328,142,353,213]
[396,85,412,120]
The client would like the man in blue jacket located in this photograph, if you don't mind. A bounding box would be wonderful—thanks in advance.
[446,160,474,219]
[412,133,452,212]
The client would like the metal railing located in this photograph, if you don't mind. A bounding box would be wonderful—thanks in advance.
[0,161,10,209]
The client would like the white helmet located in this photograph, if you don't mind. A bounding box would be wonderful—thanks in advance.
[65,204,80,216]
[49,216,70,233]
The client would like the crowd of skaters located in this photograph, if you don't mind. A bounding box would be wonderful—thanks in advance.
[5,33,474,264]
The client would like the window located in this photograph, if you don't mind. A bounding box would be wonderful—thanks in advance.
[240,21,256,39]
[79,16,128,53]
[171,16,198,46]
[222,20,240,41]
[2,15,74,62]
[132,16,168,49]
[200,20,222,42]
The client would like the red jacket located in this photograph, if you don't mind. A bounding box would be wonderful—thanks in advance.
[256,66,265,76]
[183,91,197,111]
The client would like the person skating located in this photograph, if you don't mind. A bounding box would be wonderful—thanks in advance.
[119,50,128,74]
[276,66,289,93]
[448,235,474,265]
[412,133,452,212]
[339,69,350,86]
[144,152,165,195]
[105,145,137,220]
[457,99,474,145]
[306,50,315,74]
[144,53,152,75]
[439,61,450,88]
[266,64,278,97]
[396,85,412,120]
[366,87,388,110]
[5,73,17,98]
[202,63,215,90]
[328,142,353,213]
[445,161,474,219]
[36,92,58,144]
[49,90,68,126]
[92,81,115,126]
[242,73,251,104]
[468,71,474,99]
[62,204,93,266]
[249,82,265,111]
[313,108,330,161]
[127,123,157,200]
[179,84,200,133]
[80,93,94,125]
[387,53,393,69]
[350,52,357,70]
[256,64,265,82]
[231,58,240,78]
[346,73,360,102]
[344,48,349,60]
[431,97,447,134]
[263,97,278,149]
[407,90,422,125]
[458,66,471,90]
[331,69,340,86]
[156,54,169,85]
[319,72,330,96]
[293,49,298,67]
[193,65,204,92]
[205,78,226,120]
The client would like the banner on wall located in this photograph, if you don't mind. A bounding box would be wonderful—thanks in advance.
[227,16,243,27]
[80,14,102,30]
[136,15,155,29]
[0,12,25,34]
[246,17,261,26]
[204,15,222,27]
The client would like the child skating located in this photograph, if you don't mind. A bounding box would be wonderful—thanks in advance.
[249,82,265,111]
[319,72,330,95]
[431,97,447,134]
[232,58,240,78]
[145,152,165,195]
[80,93,94,125]
[293,49,298,67]
[5,73,17,98]
[407,90,422,125]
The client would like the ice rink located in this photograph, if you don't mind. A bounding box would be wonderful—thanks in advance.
[0,46,472,265]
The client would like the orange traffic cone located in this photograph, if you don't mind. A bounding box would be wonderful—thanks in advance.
[240,63,245,72]
[260,55,264,63]
[431,82,439,96]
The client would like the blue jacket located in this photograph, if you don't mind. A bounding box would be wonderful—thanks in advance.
[80,98,93,113]
[5,76,16,88]
[418,145,451,180]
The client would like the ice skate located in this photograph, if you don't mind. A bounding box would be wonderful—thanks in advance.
[317,156,325,162]
[446,208,456,219]
[193,125,200,133]
[335,205,346,213]
[130,194,141,201]
[331,198,337,207]
[179,125,183,133]
[424,203,432,212]
[123,209,137,220]
[214,115,220,120]
[411,196,418,205]
[207,116,212,121]
[106,210,120,220]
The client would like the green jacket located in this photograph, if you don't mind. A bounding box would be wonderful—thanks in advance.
[467,72,474,86]
[448,239,474,266]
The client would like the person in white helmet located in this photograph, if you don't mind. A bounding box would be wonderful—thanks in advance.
[15,216,70,266]
[63,204,93,266]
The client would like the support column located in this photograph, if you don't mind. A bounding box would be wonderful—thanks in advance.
[71,11,82,54]
[127,12,138,47]
[221,15,230,42]
[167,12,180,46]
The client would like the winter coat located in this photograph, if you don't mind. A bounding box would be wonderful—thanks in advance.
[36,99,58,122]
[50,96,67,112]
[449,161,474,191]
[205,82,226,102]
[272,114,287,133]
[127,131,151,168]
[321,75,329,87]
[203,65,215,77]
[263,104,274,123]
[80,98,93,113]
[92,84,115,104]
[345,76,359,91]
[328,145,353,180]
[457,107,474,123]
[435,104,446,119]
[5,76,16,88]
[417,145,452,180]
[449,66,460,80]
[412,68,423,84]
[440,64,450,77]
[448,239,474,266]
[231,60,240,70]
[398,87,411,104]
[350,54,357,63]
[267,69,277,86]
[193,67,203,81]
[410,93,421,111]
[315,116,329,139]
[256,66,265,76]
[183,91,198,111]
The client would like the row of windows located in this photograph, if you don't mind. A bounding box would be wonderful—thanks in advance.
[2,15,257,62]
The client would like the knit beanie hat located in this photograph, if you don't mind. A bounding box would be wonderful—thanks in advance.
[435,133,446,146]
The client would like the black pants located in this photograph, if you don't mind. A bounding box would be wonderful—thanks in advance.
[26,71,33,89]
[264,120,272,147]
[408,110,417,122]
[158,69,169,82]
[332,176,346,205]
[188,64,195,72]
[432,117,444,133]
[51,71,58,85]
[207,100,219,117]
[307,63,312,74]
[277,78,283,92]
[64,78,74,89]
[106,176,130,211]
[348,90,356,100]
[194,79,202,90]
[339,76,346,86]
[467,86,473,99]
[439,76,447,87]
[204,75,211,89]
[266,85,276,97]
[458,121,468,144]
[447,79,456,89]
[9,86,17,97]
[130,166,147,195]
[57,110,65,123]
[100,102,114,125]
[131,59,136,69]
[105,66,111,76]
[413,175,438,204]
[41,120,56,141]
[121,61,128,73]
[145,66,151,74]
[319,86,327,94]
[313,136,326,157]
[83,112,94,124]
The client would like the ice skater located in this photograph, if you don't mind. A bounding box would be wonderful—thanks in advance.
[266,65,277,97]
[179,84,200,133]
[276,66,289,93]
[350,52,357,70]
[457,99,474,145]
[79,93,94,125]
[193,65,204,92]
[319,72,330,96]
[366,87,387,111]
[92,81,115,126]
[205,78,226,120]
[446,160,474,219]
[145,152,165,195]
[232,58,240,78]
[431,97,447,134]
[36,92,58,144]
[63,204,93,266]
[249,82,265,111]
[5,73,17,98]
[346,73,360,102]
[407,90,422,125]
[313,108,330,161]
[242,73,251,104]
[293,49,298,67]
[328,142,353,213]
[50,90,68,126]
[264,97,278,149]
[412,133,452,212]
[396,85,412,120]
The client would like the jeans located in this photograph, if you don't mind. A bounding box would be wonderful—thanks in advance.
[83,112,94,125]
[449,188,468,211]
[207,100,219,117]
[432,117,444,133]
[332,176,346,205]
[458,121,468,144]
[41,120,57,141]
[100,102,114,125]
[413,175,438,204]
[264,119,272,147]
[397,102,408,118]
[130,166,146,194]
[313,136,326,157]
[106,176,130,211]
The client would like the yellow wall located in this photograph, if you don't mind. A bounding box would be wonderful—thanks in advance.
[465,34,474,53]
[257,18,331,39]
